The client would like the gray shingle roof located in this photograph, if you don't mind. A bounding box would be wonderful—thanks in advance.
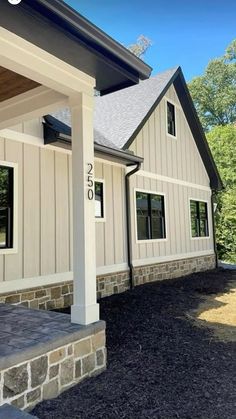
[51,67,178,150]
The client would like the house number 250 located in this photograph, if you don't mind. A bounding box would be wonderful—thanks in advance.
[87,163,94,200]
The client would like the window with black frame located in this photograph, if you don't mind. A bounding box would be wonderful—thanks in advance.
[136,191,166,240]
[0,165,14,249]
[190,200,209,237]
[167,101,176,137]
[95,181,104,219]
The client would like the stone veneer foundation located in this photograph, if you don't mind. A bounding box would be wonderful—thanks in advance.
[0,305,106,411]
[0,254,216,309]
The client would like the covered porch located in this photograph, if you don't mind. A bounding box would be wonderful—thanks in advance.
[0,0,151,410]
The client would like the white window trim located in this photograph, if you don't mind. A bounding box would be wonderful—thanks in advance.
[165,98,177,139]
[95,178,106,222]
[134,187,168,244]
[0,160,18,255]
[188,197,210,240]
[163,95,181,110]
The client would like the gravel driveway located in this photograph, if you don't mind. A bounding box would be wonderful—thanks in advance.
[33,269,236,419]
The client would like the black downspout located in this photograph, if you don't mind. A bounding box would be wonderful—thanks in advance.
[125,162,141,289]
[211,190,218,268]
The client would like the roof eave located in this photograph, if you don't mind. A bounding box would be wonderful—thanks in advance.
[173,69,223,191]
[34,0,152,81]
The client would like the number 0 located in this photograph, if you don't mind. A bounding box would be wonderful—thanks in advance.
[88,189,94,200]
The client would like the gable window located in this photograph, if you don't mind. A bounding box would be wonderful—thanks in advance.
[0,165,14,249]
[136,191,166,240]
[95,181,104,219]
[167,101,176,137]
[190,200,209,238]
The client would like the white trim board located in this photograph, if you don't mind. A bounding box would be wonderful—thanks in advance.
[188,197,210,241]
[0,129,127,168]
[97,263,128,276]
[0,250,215,294]
[134,187,168,244]
[0,160,18,255]
[135,170,211,192]
[132,250,215,267]
[0,264,129,294]
[0,272,73,295]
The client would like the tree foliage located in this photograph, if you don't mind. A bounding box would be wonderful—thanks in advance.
[127,35,152,59]
[188,40,236,131]
[225,39,236,62]
[207,125,236,262]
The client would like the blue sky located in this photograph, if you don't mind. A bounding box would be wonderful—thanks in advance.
[65,0,235,82]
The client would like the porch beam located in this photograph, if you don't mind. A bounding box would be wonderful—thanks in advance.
[0,27,95,97]
[70,92,99,325]
[0,86,67,130]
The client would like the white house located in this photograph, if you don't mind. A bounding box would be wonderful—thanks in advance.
[0,0,153,409]
[0,0,223,410]
[0,62,222,310]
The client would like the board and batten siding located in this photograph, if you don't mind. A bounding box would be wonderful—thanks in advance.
[0,135,127,283]
[129,84,210,187]
[130,175,214,264]
[95,161,127,268]
[128,84,214,263]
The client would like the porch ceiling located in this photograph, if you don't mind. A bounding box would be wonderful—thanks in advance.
[0,66,40,102]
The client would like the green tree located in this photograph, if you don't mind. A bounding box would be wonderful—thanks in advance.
[188,40,236,130]
[225,39,236,62]
[207,125,236,262]
[127,35,152,59]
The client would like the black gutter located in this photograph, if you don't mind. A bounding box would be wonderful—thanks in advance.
[43,116,143,166]
[95,144,143,165]
[125,163,141,289]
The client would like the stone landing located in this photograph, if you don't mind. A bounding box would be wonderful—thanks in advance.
[0,304,106,411]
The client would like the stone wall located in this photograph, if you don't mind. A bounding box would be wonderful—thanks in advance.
[0,283,74,311]
[0,254,216,309]
[0,330,106,411]
[133,255,216,286]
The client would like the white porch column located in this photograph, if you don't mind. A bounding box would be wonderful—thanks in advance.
[70,92,99,325]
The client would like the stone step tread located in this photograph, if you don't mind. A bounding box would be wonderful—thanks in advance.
[0,404,38,419]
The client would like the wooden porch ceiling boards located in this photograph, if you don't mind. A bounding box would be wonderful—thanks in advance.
[0,66,40,102]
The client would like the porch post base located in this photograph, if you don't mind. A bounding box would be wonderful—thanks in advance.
[71,303,100,326]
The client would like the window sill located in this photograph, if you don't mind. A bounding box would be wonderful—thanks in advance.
[191,236,210,240]
[0,247,18,255]
[136,238,168,244]
[166,132,177,140]
[95,218,106,223]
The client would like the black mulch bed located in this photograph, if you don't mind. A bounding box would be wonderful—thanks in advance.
[33,269,236,419]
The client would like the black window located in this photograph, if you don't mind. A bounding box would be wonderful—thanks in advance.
[95,182,104,218]
[136,192,166,240]
[190,200,209,237]
[0,166,14,249]
[167,101,176,137]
